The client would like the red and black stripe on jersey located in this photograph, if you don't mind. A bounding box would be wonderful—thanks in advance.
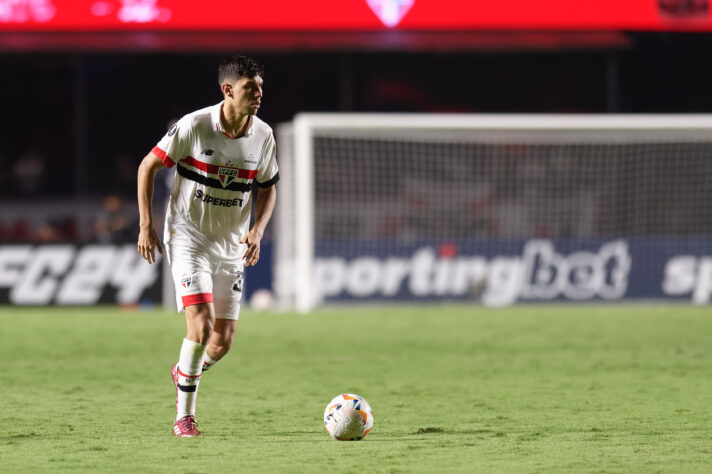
[153,145,278,192]
[181,156,258,180]
[176,165,253,192]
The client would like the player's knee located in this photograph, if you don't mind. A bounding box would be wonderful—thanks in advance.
[186,305,215,344]
[217,339,233,355]
[188,324,213,345]
[198,318,214,344]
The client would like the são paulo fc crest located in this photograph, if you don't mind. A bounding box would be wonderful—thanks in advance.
[180,274,192,288]
[218,166,239,188]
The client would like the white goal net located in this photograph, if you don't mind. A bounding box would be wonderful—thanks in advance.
[275,114,712,312]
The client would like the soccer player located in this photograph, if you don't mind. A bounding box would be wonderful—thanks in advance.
[136,55,278,437]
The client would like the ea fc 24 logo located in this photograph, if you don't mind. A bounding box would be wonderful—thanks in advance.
[0,244,160,305]
[218,167,239,187]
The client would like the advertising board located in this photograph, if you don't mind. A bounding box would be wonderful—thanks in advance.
[0,244,162,305]
[313,238,712,305]
[1,0,710,31]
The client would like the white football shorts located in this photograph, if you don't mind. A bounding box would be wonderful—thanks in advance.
[165,231,244,320]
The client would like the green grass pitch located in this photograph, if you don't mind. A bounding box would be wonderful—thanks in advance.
[2,304,712,473]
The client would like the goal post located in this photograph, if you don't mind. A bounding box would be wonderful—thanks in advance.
[275,114,712,312]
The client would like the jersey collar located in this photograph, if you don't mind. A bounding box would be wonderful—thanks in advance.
[212,102,254,139]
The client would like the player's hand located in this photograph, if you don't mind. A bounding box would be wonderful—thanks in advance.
[240,229,262,267]
[137,226,163,264]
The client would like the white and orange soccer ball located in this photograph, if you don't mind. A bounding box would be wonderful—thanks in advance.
[323,393,373,441]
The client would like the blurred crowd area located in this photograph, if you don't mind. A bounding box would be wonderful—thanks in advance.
[0,177,172,244]
[0,194,153,244]
[2,33,712,243]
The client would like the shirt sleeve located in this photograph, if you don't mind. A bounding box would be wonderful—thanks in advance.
[151,117,193,168]
[256,132,279,188]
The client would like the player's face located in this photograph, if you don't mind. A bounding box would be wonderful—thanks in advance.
[232,75,263,115]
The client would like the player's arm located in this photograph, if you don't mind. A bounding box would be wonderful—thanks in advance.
[137,151,166,264]
[240,184,277,267]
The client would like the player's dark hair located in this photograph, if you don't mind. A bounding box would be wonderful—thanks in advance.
[218,55,265,85]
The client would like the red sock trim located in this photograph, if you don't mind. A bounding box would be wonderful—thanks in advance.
[177,366,202,378]
[182,293,213,307]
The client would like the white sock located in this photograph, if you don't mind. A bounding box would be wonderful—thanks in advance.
[176,338,206,420]
[202,352,219,372]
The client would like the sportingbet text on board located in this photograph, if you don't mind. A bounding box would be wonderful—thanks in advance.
[310,238,712,306]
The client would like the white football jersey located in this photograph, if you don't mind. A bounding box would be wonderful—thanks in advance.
[153,102,279,260]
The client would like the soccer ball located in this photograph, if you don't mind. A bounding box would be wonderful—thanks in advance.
[249,288,273,311]
[323,393,373,441]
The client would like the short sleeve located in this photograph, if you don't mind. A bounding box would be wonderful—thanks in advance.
[256,132,279,188]
[151,117,193,168]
